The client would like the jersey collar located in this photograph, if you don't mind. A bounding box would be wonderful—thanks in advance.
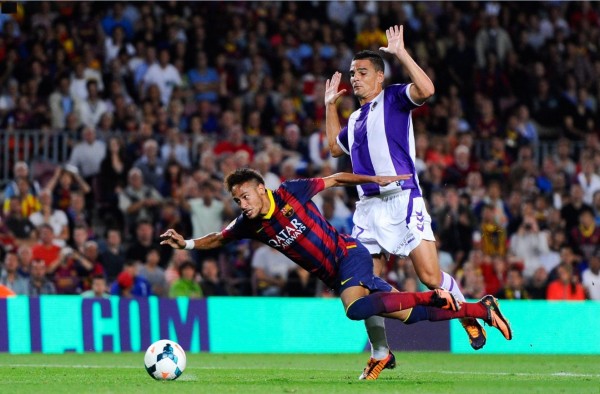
[261,189,276,219]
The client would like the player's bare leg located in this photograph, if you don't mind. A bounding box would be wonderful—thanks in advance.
[409,240,487,350]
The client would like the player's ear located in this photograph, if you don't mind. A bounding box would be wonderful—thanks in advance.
[377,70,384,85]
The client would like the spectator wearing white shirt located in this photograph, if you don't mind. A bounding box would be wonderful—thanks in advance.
[582,252,600,300]
[142,48,182,106]
[76,80,109,128]
[69,61,104,101]
[28,189,69,247]
[251,244,296,296]
[69,127,106,180]
[577,159,600,205]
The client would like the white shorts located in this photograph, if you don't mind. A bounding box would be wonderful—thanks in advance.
[351,188,435,257]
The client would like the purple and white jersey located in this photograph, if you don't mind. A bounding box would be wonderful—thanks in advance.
[337,83,422,198]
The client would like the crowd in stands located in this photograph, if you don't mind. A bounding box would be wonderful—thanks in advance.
[1,1,600,301]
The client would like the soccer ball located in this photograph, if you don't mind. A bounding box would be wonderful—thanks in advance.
[144,339,187,380]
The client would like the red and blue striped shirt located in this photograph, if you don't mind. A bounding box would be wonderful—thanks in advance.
[221,178,356,289]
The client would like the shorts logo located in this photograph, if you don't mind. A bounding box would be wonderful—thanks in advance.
[416,210,424,232]
[281,204,295,217]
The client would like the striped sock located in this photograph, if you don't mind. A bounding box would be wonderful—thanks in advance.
[439,271,466,303]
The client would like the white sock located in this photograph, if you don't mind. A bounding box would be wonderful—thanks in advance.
[365,315,389,359]
[439,271,466,303]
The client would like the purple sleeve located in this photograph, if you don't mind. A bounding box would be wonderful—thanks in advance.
[336,126,350,155]
[386,83,421,111]
[279,178,325,204]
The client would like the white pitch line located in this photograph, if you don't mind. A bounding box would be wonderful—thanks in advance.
[1,364,600,378]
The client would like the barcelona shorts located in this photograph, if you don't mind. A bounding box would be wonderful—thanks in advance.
[337,241,393,294]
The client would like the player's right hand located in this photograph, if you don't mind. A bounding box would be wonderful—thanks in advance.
[374,174,412,186]
[325,71,347,106]
[160,229,185,249]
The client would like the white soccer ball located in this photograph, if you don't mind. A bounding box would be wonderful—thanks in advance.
[144,339,187,380]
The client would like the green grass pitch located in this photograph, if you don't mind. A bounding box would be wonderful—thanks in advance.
[1,353,599,393]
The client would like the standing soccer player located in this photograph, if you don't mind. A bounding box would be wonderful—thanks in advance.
[325,25,486,379]
[161,168,512,377]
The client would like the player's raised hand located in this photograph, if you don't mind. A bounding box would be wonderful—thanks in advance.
[373,174,412,186]
[379,25,406,58]
[324,71,347,106]
[160,229,185,249]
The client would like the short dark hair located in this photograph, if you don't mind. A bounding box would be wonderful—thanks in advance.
[178,260,196,276]
[353,50,385,73]
[224,168,265,193]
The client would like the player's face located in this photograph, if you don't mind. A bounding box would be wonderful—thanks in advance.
[231,181,267,219]
[349,59,384,102]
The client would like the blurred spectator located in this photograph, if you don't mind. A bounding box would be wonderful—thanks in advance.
[48,246,82,294]
[48,74,76,130]
[576,158,600,205]
[2,179,41,218]
[560,183,593,234]
[137,247,167,297]
[2,161,41,200]
[28,189,69,247]
[142,48,181,106]
[75,81,109,128]
[546,262,585,300]
[251,245,295,296]
[134,139,166,190]
[188,51,219,103]
[31,224,61,268]
[183,180,232,261]
[526,266,549,300]
[199,257,229,296]
[568,208,600,262]
[99,228,126,283]
[475,13,513,69]
[3,197,36,246]
[126,219,165,266]
[477,204,507,258]
[509,207,550,279]
[495,266,532,300]
[28,259,56,296]
[70,61,103,102]
[443,145,478,188]
[284,266,318,297]
[110,261,152,297]
[439,186,476,265]
[0,251,29,295]
[98,136,131,229]
[45,165,91,212]
[80,275,110,298]
[169,260,202,298]
[118,168,163,234]
[160,130,191,170]
[582,251,600,300]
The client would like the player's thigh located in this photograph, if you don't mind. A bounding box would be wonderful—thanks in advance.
[409,239,442,288]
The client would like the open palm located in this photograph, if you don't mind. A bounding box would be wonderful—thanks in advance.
[324,71,347,106]
[379,25,405,57]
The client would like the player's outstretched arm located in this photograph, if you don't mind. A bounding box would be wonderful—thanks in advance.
[160,229,226,250]
[379,25,434,104]
[322,172,411,189]
[325,71,346,158]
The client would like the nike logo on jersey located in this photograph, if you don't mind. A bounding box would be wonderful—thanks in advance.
[341,277,353,286]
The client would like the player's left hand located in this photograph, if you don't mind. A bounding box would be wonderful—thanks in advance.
[160,229,185,249]
[379,25,406,58]
[373,174,412,186]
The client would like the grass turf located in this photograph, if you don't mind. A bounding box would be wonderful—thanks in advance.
[1,353,599,394]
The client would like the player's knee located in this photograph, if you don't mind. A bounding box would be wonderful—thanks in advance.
[346,297,369,321]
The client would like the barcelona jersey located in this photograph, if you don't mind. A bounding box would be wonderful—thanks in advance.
[221,178,358,289]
